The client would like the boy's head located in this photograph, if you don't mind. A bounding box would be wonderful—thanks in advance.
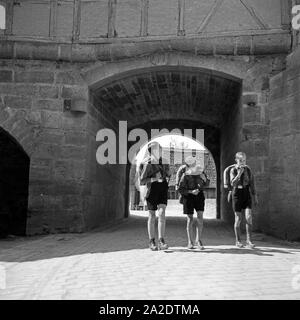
[235,152,246,167]
[185,156,197,168]
[147,141,162,159]
[186,164,203,176]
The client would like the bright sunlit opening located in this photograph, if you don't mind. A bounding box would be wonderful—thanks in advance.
[135,134,206,165]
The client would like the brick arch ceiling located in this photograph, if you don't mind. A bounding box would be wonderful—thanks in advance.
[90,66,241,128]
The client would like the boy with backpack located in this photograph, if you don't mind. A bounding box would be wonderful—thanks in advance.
[178,158,210,250]
[139,141,171,251]
[224,152,258,249]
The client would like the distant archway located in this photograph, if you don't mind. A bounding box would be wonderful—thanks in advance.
[128,133,217,219]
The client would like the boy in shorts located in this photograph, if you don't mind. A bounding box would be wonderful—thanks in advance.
[178,159,209,250]
[230,152,258,249]
[139,141,171,251]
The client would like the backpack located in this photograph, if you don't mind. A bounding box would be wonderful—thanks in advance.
[223,164,236,191]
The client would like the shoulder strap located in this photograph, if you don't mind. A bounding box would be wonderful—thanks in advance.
[223,164,235,189]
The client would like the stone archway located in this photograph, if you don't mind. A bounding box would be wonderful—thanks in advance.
[0,102,41,236]
[82,52,245,88]
[0,108,40,157]
[0,127,30,236]
[85,57,244,229]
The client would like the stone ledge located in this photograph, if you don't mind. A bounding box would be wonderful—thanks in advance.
[0,32,291,62]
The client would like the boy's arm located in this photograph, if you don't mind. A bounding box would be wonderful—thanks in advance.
[230,167,242,187]
[140,163,158,185]
[199,172,210,187]
[175,165,185,187]
[178,175,190,196]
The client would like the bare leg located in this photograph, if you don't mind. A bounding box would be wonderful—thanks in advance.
[186,214,194,246]
[148,210,156,240]
[245,208,253,243]
[234,212,242,243]
[195,211,204,244]
[157,204,166,239]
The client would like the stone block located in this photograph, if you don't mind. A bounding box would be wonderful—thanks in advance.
[53,180,84,195]
[39,129,64,144]
[242,124,269,140]
[36,85,59,99]
[58,44,72,61]
[243,105,261,123]
[41,110,62,129]
[64,131,88,146]
[32,99,63,111]
[4,96,32,109]
[15,71,54,84]
[61,86,88,99]
[254,173,269,191]
[62,112,88,131]
[29,165,52,181]
[56,71,84,85]
[0,108,10,123]
[0,42,14,59]
[0,70,13,82]
[28,180,54,196]
[53,160,69,181]
[31,43,59,61]
[70,44,97,62]
[270,117,291,137]
[62,195,83,210]
[254,140,269,157]
[242,93,258,106]
[60,146,86,160]
[33,143,62,159]
[70,160,86,180]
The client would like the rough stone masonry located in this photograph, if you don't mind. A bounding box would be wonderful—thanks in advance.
[0,0,299,240]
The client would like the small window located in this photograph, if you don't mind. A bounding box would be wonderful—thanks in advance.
[0,4,5,30]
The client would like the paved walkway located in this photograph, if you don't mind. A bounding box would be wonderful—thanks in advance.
[0,200,300,300]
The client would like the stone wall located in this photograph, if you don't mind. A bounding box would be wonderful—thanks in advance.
[0,52,289,235]
[267,62,300,240]
[83,95,127,230]
[0,59,91,234]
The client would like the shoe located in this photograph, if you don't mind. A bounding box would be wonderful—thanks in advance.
[187,242,194,249]
[158,238,169,250]
[196,240,205,250]
[236,241,244,248]
[149,239,158,251]
[246,241,255,249]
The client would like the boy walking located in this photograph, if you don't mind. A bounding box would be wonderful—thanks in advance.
[139,141,171,251]
[229,152,258,248]
[178,158,209,250]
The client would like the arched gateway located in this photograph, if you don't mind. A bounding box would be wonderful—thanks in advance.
[1,0,298,239]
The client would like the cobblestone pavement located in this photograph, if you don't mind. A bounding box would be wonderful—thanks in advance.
[0,200,300,300]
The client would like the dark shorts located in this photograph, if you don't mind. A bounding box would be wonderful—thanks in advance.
[146,181,168,211]
[183,191,205,215]
[232,187,252,212]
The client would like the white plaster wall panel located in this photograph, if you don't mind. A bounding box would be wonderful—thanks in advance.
[12,1,50,37]
[80,0,109,38]
[115,0,141,37]
[204,0,260,33]
[251,0,282,28]
[148,0,178,36]
[185,0,215,34]
[56,0,74,38]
